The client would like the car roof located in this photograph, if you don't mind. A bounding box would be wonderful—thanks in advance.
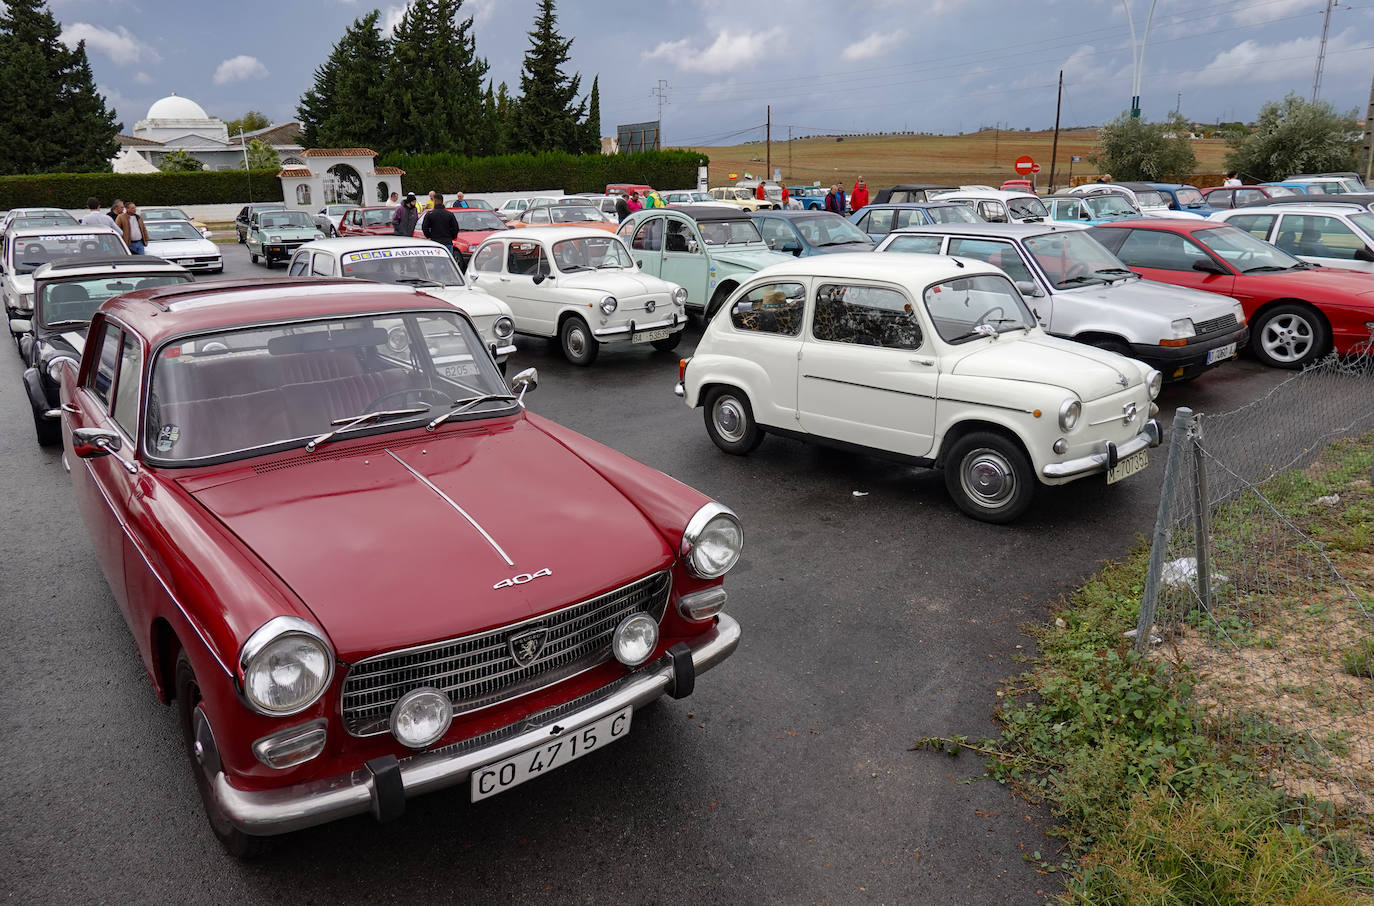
[749,209,845,220]
[491,226,621,242]
[102,278,453,346]
[646,205,751,222]
[1090,218,1224,234]
[934,188,1040,201]
[33,256,182,280]
[1218,203,1366,216]
[749,251,1001,283]
[7,225,120,238]
[862,201,971,209]
[1236,194,1374,208]
[890,222,1090,238]
[292,236,456,255]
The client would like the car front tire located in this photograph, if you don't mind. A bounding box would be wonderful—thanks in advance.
[704,386,764,455]
[944,431,1034,524]
[1251,302,1329,369]
[559,315,599,366]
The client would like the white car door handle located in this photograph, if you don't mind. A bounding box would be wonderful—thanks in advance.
[910,357,935,366]
[499,277,511,282]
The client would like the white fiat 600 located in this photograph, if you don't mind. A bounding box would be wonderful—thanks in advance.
[465,227,688,365]
[676,254,1164,523]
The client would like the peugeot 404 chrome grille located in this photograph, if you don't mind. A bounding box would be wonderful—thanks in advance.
[341,570,671,737]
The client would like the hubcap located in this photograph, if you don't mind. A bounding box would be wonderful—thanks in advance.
[713,398,746,442]
[567,326,586,357]
[1261,313,1313,363]
[961,449,1015,508]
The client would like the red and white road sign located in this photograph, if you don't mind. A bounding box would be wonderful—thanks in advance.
[1014,155,1036,175]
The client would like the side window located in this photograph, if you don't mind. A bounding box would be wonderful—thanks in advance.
[507,241,545,276]
[1225,214,1276,240]
[1112,230,1209,271]
[811,283,922,350]
[287,252,310,276]
[1206,191,1231,209]
[758,218,795,250]
[527,208,550,224]
[1236,189,1266,205]
[473,242,503,272]
[311,253,336,276]
[87,322,121,406]
[978,201,1007,223]
[893,209,926,229]
[866,209,895,235]
[730,281,805,336]
[947,238,1034,284]
[112,331,141,437]
[883,235,943,255]
[1281,215,1361,259]
[632,217,663,251]
[665,219,697,253]
[616,220,635,242]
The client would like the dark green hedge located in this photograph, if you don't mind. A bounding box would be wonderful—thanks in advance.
[0,169,283,210]
[379,149,705,194]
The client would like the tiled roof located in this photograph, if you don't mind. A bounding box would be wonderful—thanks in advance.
[277,168,313,178]
[116,133,164,147]
[300,148,377,157]
[229,122,303,147]
[373,166,406,175]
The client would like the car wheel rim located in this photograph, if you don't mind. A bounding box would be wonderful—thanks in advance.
[960,449,1015,508]
[713,397,746,443]
[567,326,587,357]
[1261,313,1313,363]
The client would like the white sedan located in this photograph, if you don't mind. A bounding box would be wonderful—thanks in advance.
[676,253,1163,523]
[143,219,223,273]
[287,237,517,370]
[466,227,688,365]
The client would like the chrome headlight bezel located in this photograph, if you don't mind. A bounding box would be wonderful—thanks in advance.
[681,502,744,579]
[599,295,618,315]
[493,316,515,340]
[1147,369,1163,399]
[672,286,688,305]
[612,613,660,667]
[1058,397,1082,432]
[389,686,453,749]
[45,354,79,382]
[238,616,335,717]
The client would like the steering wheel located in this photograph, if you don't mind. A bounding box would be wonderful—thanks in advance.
[975,306,1006,328]
[364,387,450,413]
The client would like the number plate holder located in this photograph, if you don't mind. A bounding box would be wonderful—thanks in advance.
[470,706,633,801]
[1207,342,1237,365]
[632,327,671,344]
[1107,450,1148,485]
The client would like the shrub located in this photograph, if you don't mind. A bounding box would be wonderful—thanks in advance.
[0,170,283,209]
[379,148,704,194]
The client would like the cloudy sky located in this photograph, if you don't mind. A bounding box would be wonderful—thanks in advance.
[49,0,1374,143]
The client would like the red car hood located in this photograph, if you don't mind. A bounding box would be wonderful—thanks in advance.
[180,418,673,660]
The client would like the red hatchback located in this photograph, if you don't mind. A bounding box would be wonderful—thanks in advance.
[414,207,507,269]
[1092,219,1374,368]
[59,278,742,854]
[336,205,395,237]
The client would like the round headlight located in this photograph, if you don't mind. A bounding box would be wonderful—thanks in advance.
[612,613,660,666]
[673,286,688,305]
[1058,398,1081,432]
[493,316,515,340]
[239,617,334,716]
[45,355,78,382]
[681,502,744,579]
[1147,369,1163,399]
[600,295,618,315]
[389,687,453,749]
[313,231,325,240]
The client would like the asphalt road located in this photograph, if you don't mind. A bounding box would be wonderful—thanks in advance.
[0,242,1289,904]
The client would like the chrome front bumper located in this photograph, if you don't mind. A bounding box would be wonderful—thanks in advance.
[1041,418,1162,479]
[593,312,685,340]
[212,612,741,836]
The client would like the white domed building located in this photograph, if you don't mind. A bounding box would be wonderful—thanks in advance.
[113,93,303,172]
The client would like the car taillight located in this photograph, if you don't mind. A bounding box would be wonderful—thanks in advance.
[679,357,690,383]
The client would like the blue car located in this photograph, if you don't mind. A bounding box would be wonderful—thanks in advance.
[787,186,830,210]
[1044,193,1140,226]
[848,202,981,242]
[749,210,875,256]
[1119,181,1214,216]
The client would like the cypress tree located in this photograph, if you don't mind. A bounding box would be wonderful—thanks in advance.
[387,0,488,155]
[494,81,515,155]
[297,11,389,150]
[582,75,601,155]
[513,0,586,154]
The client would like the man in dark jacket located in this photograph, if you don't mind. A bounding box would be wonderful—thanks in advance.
[422,191,460,254]
[615,194,630,222]
[392,194,418,236]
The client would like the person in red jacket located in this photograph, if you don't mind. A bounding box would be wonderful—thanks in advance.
[781,185,790,206]
[851,177,869,212]
[755,182,766,201]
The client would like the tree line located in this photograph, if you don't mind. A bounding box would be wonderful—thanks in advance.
[298,0,600,158]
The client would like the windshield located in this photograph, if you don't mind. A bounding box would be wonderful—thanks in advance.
[699,219,763,245]
[146,221,203,241]
[923,274,1035,343]
[793,215,871,246]
[38,274,190,328]
[326,205,353,215]
[1176,188,1205,206]
[10,233,128,274]
[146,311,510,463]
[1134,190,1167,208]
[142,208,192,221]
[360,209,391,227]
[926,204,980,223]
[731,189,754,201]
[339,246,464,286]
[548,206,604,224]
[261,211,314,229]
[454,211,505,231]
[1083,195,1138,218]
[463,199,494,210]
[551,235,633,270]
[690,192,714,202]
[1024,230,1132,288]
[1008,196,1049,219]
[1194,225,1302,272]
[1350,213,1374,237]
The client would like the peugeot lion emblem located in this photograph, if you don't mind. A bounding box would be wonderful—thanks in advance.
[645,299,657,314]
[507,627,549,666]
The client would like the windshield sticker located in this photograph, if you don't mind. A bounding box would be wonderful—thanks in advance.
[156,424,180,452]
[344,248,447,263]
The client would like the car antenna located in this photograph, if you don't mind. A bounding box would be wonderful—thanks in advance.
[950,258,964,268]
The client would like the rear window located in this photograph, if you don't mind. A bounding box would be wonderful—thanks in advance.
[11,233,127,274]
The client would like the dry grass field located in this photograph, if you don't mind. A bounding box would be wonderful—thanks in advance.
[687,128,1233,191]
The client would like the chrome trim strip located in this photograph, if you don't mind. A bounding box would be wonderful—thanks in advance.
[940,396,1032,414]
[209,613,740,836]
[384,449,514,566]
[592,317,684,339]
[801,373,936,400]
[1042,418,1162,479]
[493,343,518,357]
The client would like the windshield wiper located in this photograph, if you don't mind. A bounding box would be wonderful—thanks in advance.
[426,394,519,431]
[1056,275,1101,287]
[1094,267,1137,282]
[948,321,1016,343]
[42,319,91,328]
[306,407,430,452]
[1242,265,1291,274]
[394,277,444,287]
[559,264,593,272]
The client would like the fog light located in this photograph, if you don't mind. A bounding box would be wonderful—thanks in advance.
[612,613,659,666]
[252,719,328,769]
[390,687,453,749]
[678,587,727,621]
[1052,438,1068,454]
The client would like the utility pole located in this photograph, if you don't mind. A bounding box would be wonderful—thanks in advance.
[1362,69,1374,184]
[994,121,999,168]
[1122,0,1159,117]
[788,125,793,181]
[766,105,771,184]
[1049,71,1063,192]
[651,79,669,124]
[1312,0,1335,101]
[1175,91,1181,115]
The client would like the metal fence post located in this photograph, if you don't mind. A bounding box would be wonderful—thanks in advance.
[1136,407,1195,654]
[1191,415,1212,610]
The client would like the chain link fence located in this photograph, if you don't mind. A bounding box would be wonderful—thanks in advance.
[1136,343,1374,818]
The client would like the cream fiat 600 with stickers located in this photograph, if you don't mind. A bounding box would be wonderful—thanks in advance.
[676,253,1164,523]
[288,238,517,370]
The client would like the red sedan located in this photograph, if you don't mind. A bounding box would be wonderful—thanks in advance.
[335,205,396,237]
[414,207,508,269]
[1091,219,1374,368]
[60,278,742,854]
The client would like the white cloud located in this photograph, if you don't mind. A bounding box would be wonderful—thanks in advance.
[1191,29,1366,88]
[381,2,413,36]
[60,23,158,65]
[841,30,908,62]
[133,71,154,86]
[212,54,269,85]
[643,27,786,73]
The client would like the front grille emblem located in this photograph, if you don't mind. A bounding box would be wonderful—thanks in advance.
[493,567,551,590]
[645,299,657,313]
[1122,403,1138,424]
[507,627,549,666]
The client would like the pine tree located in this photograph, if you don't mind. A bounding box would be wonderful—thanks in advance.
[0,0,118,174]
[494,81,515,155]
[297,11,389,150]
[513,0,586,154]
[473,82,499,156]
[582,75,601,155]
[387,0,488,155]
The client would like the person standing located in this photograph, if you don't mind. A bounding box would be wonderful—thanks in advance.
[108,198,124,223]
[453,192,469,208]
[823,185,839,213]
[116,201,148,254]
[781,184,790,207]
[388,191,400,204]
[615,193,630,222]
[755,182,766,201]
[626,191,643,214]
[80,197,117,230]
[850,177,869,213]
[421,192,459,256]
[1223,171,1242,187]
[835,182,848,215]
[393,193,418,236]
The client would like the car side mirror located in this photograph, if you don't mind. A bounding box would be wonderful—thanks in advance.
[511,367,538,404]
[1355,246,1374,263]
[1014,281,1044,298]
[780,241,802,255]
[531,273,544,285]
[1191,258,1228,275]
[9,318,31,335]
[686,239,699,253]
[72,427,121,460]
[1080,211,1092,220]
[636,259,643,269]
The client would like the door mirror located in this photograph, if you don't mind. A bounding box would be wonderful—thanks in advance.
[510,367,538,403]
[1014,280,1044,298]
[531,273,544,285]
[1355,246,1374,263]
[780,241,802,255]
[686,239,699,253]
[9,318,31,335]
[636,259,643,269]
[1191,258,1228,275]
[72,427,121,460]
